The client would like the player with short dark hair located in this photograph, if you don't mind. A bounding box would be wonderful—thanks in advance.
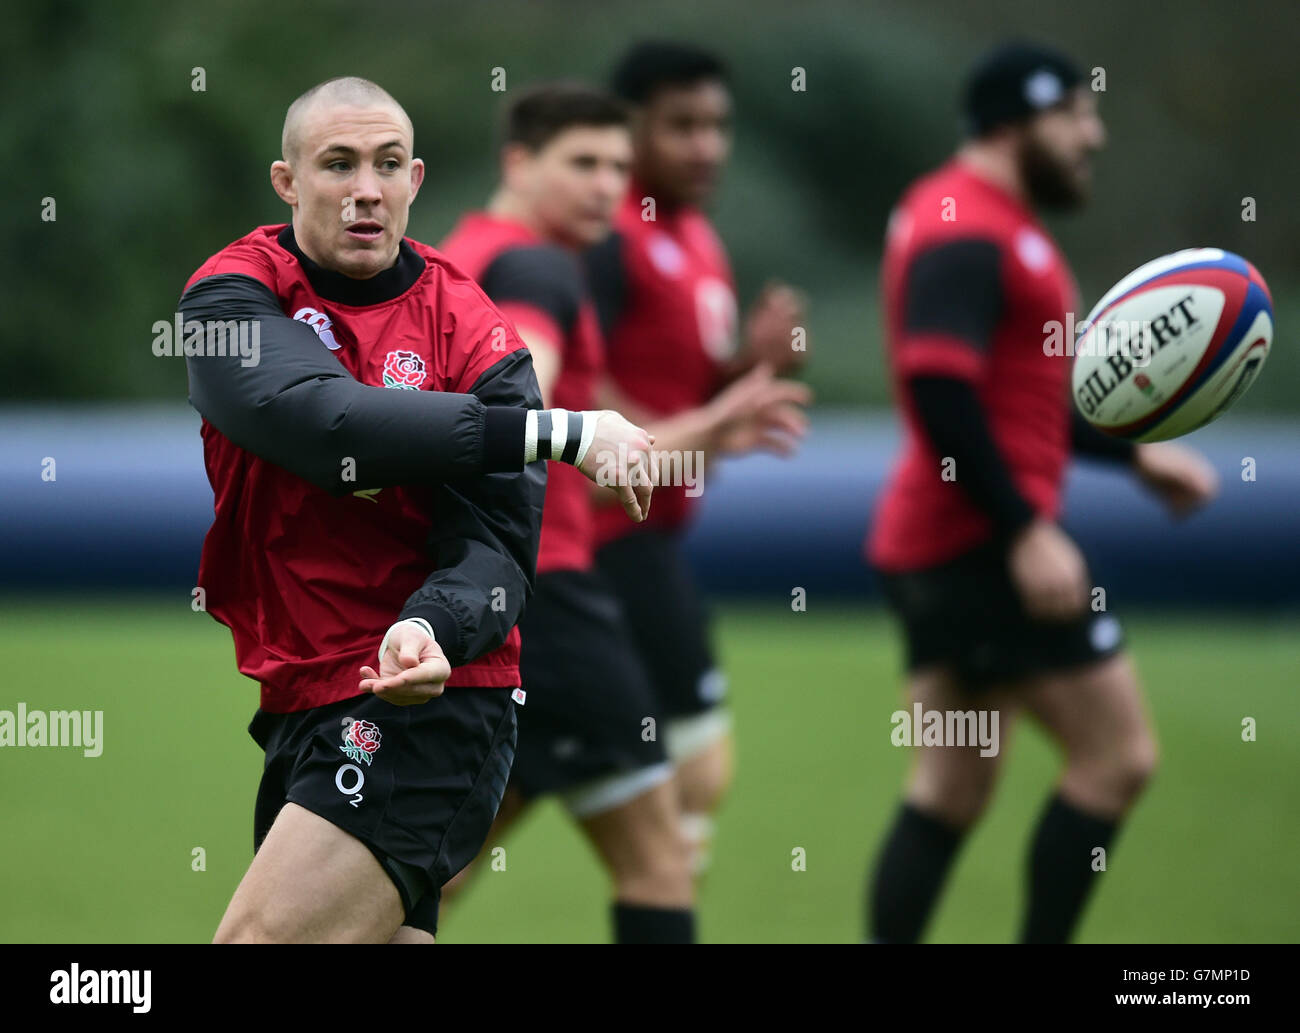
[437,81,697,943]
[180,76,657,943]
[499,82,627,152]
[609,39,730,108]
[865,42,1218,943]
[585,40,812,877]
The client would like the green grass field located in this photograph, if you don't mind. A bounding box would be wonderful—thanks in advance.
[1,598,1295,943]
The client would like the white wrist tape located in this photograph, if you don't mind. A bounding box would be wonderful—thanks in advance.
[525,408,593,466]
[524,409,540,464]
[378,617,434,663]
[574,410,601,466]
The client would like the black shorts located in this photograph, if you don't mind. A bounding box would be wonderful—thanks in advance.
[595,530,724,719]
[877,538,1126,689]
[249,685,517,938]
[510,569,670,808]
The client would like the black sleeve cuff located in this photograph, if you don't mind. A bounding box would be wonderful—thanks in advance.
[1071,408,1137,463]
[397,604,464,667]
[482,406,527,471]
[995,494,1038,537]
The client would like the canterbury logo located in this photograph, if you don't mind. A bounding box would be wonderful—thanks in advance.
[293,307,341,350]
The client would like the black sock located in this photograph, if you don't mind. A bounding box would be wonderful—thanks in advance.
[868,802,966,943]
[1020,793,1120,943]
[612,902,695,944]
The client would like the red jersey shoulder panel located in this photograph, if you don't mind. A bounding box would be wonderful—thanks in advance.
[184,224,293,294]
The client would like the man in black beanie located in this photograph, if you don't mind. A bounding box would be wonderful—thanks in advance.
[963,40,1096,208]
[864,40,1217,943]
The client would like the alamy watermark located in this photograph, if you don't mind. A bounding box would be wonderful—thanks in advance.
[152,313,261,367]
[50,965,150,1013]
[891,703,1000,757]
[1043,294,1201,364]
[593,444,704,497]
[0,704,103,757]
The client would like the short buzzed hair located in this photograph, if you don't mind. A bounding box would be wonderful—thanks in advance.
[281,76,413,163]
[501,81,628,153]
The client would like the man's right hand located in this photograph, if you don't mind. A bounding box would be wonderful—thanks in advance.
[577,410,659,522]
[709,363,812,457]
[359,621,451,705]
[1007,519,1090,621]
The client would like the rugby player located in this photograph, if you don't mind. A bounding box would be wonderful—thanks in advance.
[436,83,693,942]
[865,42,1218,943]
[439,82,809,942]
[178,76,656,943]
[585,41,812,877]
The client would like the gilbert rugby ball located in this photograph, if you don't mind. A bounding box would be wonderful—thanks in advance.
[1072,248,1273,441]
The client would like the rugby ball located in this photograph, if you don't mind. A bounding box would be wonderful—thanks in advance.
[1072,248,1273,441]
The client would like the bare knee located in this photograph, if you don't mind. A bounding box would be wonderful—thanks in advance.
[612,831,693,905]
[907,749,1001,828]
[1064,734,1159,813]
[582,786,694,908]
[604,802,693,904]
[1119,733,1160,798]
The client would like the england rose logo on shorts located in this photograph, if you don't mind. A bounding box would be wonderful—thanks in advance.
[382,350,427,390]
[341,719,382,765]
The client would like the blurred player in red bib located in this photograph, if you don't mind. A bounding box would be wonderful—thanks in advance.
[583,41,812,879]
[438,83,697,943]
[865,43,1217,943]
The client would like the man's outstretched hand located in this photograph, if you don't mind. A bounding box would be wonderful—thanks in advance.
[577,410,659,522]
[359,621,451,705]
[710,362,812,458]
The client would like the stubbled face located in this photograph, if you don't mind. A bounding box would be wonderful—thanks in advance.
[271,103,424,278]
[632,79,731,207]
[1017,87,1106,210]
[508,125,632,247]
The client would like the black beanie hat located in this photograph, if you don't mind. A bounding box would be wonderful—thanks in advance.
[963,41,1084,137]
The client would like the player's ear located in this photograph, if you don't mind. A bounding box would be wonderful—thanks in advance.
[409,157,425,200]
[270,160,297,206]
[500,143,532,191]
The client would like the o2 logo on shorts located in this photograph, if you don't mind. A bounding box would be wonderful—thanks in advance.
[336,718,382,808]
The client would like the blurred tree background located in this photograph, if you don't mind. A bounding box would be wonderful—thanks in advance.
[4,0,1295,408]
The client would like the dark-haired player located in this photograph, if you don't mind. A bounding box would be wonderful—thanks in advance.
[586,41,811,878]
[438,82,800,942]
[865,42,1217,943]
[438,83,692,942]
[179,76,656,943]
